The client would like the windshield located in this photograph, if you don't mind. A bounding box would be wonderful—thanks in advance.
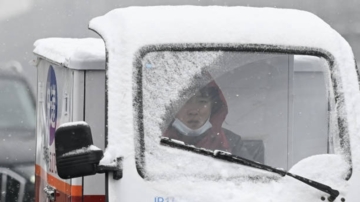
[0,78,35,130]
[138,50,338,179]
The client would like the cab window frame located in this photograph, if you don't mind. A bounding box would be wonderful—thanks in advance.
[132,43,351,180]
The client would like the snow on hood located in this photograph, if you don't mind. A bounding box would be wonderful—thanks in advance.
[87,6,359,202]
[33,38,105,70]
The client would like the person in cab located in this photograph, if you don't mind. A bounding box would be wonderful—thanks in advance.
[163,80,264,163]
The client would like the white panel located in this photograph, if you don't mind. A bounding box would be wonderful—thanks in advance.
[35,59,74,200]
[72,71,85,122]
[70,70,85,187]
[83,70,106,195]
[291,72,328,165]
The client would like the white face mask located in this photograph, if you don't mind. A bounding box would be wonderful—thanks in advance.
[172,118,212,136]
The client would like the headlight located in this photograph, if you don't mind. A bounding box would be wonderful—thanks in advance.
[12,164,35,184]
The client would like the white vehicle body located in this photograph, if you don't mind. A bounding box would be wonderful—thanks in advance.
[34,38,106,201]
[33,6,360,202]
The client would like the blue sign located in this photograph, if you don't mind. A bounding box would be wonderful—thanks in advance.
[46,65,57,146]
[154,197,175,202]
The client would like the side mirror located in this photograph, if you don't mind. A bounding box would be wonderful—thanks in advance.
[55,122,103,179]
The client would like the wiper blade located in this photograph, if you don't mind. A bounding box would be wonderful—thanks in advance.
[160,137,340,201]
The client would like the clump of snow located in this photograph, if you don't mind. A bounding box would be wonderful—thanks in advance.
[213,150,232,156]
[289,154,349,194]
[164,138,184,145]
[61,145,101,157]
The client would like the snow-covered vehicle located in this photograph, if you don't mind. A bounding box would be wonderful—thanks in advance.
[33,6,360,202]
[0,61,35,202]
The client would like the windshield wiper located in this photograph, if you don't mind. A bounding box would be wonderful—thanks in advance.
[160,137,340,201]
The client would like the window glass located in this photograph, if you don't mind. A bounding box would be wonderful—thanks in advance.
[139,51,334,179]
[0,79,35,129]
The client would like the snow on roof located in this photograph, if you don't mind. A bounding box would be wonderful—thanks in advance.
[89,6,353,53]
[61,145,101,157]
[33,38,105,70]
[58,121,89,129]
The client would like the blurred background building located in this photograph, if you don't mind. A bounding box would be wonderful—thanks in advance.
[0,0,359,90]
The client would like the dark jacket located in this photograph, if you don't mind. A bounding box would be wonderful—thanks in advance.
[224,128,264,163]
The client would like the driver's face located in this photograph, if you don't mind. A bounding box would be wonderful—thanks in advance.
[175,93,212,130]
